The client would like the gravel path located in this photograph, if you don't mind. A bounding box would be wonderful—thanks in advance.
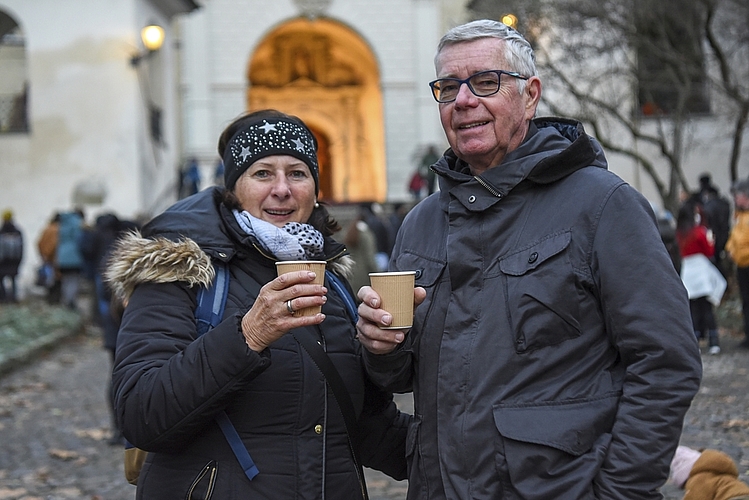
[0,325,746,499]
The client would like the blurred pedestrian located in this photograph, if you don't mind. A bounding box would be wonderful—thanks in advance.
[343,209,379,294]
[656,206,681,274]
[82,213,140,444]
[419,145,441,195]
[214,158,225,187]
[360,203,392,271]
[407,169,425,200]
[0,209,24,303]
[388,202,409,245]
[690,174,731,277]
[56,209,85,311]
[179,156,201,198]
[37,212,61,303]
[677,203,725,354]
[725,179,749,349]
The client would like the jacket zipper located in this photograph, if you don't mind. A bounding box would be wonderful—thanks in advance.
[474,176,503,198]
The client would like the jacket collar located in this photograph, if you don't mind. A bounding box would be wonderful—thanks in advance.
[433,118,606,201]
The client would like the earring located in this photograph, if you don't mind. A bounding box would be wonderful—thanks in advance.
[314,200,320,208]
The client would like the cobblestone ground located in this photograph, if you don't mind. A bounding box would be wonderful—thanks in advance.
[0,324,746,499]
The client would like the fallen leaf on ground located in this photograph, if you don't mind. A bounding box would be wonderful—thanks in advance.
[48,448,79,460]
[0,488,28,499]
[722,419,749,429]
[74,428,108,440]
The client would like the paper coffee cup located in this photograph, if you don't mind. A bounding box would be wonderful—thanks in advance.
[275,260,326,316]
[369,271,416,329]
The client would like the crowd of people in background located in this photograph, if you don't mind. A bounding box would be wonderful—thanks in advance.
[32,208,142,444]
[654,172,749,357]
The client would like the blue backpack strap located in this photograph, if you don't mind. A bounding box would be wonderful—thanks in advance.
[215,412,260,480]
[325,270,358,323]
[196,260,230,335]
[194,260,259,481]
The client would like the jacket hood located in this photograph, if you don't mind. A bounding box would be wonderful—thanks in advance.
[105,187,353,301]
[104,230,214,302]
[432,118,608,198]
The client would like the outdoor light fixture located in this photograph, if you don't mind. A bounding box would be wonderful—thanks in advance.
[502,14,518,29]
[130,24,165,66]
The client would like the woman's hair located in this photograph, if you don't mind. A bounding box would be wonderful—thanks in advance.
[218,109,340,237]
[435,19,537,92]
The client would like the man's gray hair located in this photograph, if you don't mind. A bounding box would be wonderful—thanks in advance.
[435,19,537,83]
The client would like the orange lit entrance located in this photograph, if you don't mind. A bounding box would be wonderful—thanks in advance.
[248,18,386,202]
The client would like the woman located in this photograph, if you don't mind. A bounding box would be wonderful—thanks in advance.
[676,202,723,355]
[106,109,409,498]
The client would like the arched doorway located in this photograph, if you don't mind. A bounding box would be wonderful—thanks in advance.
[248,18,385,203]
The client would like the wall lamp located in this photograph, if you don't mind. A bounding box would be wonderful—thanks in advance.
[130,25,165,67]
[501,14,518,30]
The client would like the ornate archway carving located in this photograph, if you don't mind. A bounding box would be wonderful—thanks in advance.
[248,18,385,202]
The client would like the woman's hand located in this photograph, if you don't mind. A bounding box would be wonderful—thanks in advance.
[241,270,327,352]
[356,285,427,355]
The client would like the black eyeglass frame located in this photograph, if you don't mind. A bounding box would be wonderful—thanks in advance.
[428,70,529,103]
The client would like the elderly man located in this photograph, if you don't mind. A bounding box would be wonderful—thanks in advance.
[356,19,702,499]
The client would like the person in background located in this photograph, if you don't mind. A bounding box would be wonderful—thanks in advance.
[419,145,441,195]
[81,212,140,445]
[0,209,24,303]
[106,109,409,498]
[56,209,85,311]
[356,19,702,499]
[179,156,201,198]
[214,158,225,187]
[656,206,682,274]
[691,174,731,276]
[677,203,724,355]
[387,202,409,248]
[725,179,749,349]
[343,207,379,294]
[37,212,61,303]
[668,445,749,500]
[361,202,392,271]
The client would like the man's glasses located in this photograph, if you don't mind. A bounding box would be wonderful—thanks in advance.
[429,70,529,103]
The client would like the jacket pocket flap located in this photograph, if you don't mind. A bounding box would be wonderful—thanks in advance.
[499,231,571,276]
[492,395,619,456]
[395,253,445,288]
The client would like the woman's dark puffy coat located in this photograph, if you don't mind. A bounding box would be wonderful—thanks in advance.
[107,187,409,499]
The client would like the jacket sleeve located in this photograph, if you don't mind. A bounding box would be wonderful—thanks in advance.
[112,281,271,452]
[356,376,411,480]
[591,184,702,498]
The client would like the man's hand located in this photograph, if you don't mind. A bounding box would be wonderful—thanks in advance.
[356,285,427,355]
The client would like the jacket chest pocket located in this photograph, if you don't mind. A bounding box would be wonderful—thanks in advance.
[499,231,582,353]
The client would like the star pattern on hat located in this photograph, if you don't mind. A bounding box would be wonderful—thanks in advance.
[259,121,277,134]
[226,118,319,188]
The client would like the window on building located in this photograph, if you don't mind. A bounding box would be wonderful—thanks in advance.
[635,0,710,117]
[0,10,29,133]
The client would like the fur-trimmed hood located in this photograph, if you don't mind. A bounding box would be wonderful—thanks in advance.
[105,188,353,302]
[104,230,215,303]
